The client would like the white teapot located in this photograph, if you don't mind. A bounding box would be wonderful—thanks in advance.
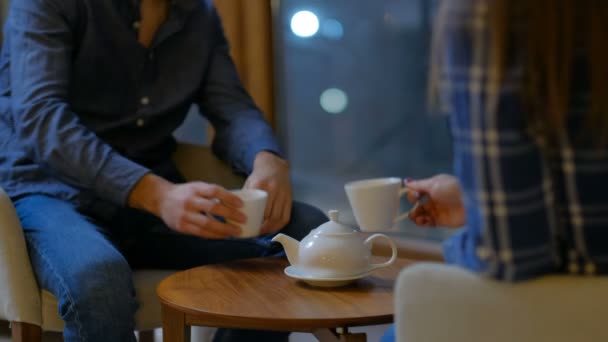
[272,210,397,279]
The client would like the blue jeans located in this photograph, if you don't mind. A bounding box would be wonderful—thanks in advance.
[380,325,396,342]
[14,195,327,342]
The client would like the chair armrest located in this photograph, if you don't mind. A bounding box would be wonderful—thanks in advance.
[394,263,608,342]
[0,187,41,325]
[0,144,240,327]
[172,143,245,189]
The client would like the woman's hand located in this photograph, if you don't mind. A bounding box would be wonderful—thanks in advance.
[406,174,466,228]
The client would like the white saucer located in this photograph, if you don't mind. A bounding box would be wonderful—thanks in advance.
[284,266,373,287]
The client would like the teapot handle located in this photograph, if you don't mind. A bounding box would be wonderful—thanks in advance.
[364,234,397,271]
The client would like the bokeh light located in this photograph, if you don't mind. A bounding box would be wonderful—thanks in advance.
[290,11,320,38]
[320,88,348,114]
[322,19,344,40]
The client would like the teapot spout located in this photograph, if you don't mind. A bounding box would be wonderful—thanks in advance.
[271,233,299,266]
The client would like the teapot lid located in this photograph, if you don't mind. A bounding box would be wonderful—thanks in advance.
[314,210,356,234]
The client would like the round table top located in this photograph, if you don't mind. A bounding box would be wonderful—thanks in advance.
[157,257,411,331]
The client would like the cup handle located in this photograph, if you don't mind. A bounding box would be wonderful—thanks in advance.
[365,234,398,271]
[394,186,410,223]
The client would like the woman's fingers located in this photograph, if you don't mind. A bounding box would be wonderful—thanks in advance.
[406,190,420,204]
[409,198,438,227]
[415,216,435,227]
[409,202,427,219]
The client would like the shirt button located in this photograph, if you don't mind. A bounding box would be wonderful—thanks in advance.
[136,118,145,127]
[148,52,155,61]
[132,21,140,30]
[140,96,150,105]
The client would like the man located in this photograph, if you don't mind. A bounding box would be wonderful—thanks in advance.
[0,0,326,341]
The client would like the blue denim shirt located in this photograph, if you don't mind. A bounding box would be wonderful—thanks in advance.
[0,0,281,207]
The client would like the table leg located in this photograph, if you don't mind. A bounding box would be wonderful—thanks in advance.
[161,304,191,342]
[10,322,42,342]
[313,328,366,342]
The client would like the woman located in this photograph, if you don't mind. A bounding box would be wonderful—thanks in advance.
[383,0,608,340]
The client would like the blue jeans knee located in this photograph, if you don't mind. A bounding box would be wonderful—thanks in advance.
[58,258,138,342]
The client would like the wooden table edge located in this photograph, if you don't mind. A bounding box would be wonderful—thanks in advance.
[159,298,393,332]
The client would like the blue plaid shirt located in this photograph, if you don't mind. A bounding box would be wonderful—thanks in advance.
[0,0,281,208]
[441,1,608,281]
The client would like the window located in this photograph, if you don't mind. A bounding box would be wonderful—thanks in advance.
[273,0,452,240]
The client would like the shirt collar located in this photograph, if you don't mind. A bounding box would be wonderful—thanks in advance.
[117,0,199,14]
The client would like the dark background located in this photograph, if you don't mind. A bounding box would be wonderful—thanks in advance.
[273,0,453,240]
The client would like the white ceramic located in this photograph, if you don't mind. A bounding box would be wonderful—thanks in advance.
[345,177,409,231]
[271,210,397,281]
[283,266,374,287]
[228,189,268,238]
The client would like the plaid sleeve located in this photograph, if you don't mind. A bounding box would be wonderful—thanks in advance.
[439,0,560,281]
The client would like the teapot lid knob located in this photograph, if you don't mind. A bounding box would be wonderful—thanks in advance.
[315,209,354,234]
[328,210,339,222]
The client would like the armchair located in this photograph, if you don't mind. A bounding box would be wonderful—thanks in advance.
[394,262,608,342]
[0,143,244,341]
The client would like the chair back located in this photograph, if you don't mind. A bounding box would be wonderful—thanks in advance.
[172,143,245,188]
[0,188,42,326]
[0,143,243,327]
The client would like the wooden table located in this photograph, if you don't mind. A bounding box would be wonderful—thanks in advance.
[157,257,411,342]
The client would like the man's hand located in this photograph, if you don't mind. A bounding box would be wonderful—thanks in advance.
[244,151,292,235]
[406,174,466,228]
[128,174,246,239]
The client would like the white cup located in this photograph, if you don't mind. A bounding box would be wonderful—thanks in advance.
[345,177,409,232]
[228,189,268,238]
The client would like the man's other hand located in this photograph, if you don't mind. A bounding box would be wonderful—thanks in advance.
[244,151,292,235]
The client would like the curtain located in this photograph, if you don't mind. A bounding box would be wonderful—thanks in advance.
[214,0,276,127]
[0,0,8,44]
